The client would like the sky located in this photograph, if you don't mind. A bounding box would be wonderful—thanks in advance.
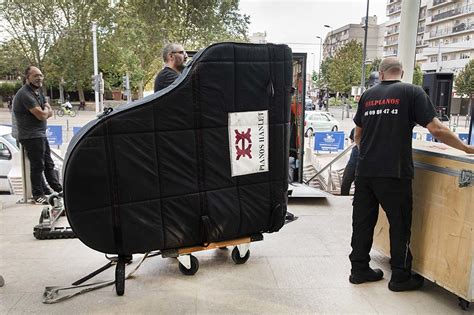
[238,0,388,73]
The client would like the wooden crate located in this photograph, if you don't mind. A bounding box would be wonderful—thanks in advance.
[374,140,474,301]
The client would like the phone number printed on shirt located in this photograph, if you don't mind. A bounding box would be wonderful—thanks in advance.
[365,109,398,117]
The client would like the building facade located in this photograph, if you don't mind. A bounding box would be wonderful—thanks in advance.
[384,0,473,74]
[322,16,385,61]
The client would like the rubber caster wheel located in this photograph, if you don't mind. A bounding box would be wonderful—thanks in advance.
[231,246,250,264]
[458,297,470,310]
[178,255,199,276]
[115,257,126,296]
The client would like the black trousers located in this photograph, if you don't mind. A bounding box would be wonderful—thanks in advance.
[349,176,413,282]
[20,137,62,197]
[340,163,356,195]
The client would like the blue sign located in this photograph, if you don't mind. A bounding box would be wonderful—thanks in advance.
[458,133,469,143]
[425,134,435,142]
[314,131,345,151]
[73,126,82,136]
[412,132,418,140]
[46,125,62,145]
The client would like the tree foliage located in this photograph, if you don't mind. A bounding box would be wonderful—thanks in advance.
[455,59,474,97]
[412,63,423,86]
[328,40,364,94]
[0,0,250,98]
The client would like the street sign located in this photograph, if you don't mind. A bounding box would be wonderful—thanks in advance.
[458,133,469,143]
[314,131,345,151]
[73,127,82,136]
[46,125,62,145]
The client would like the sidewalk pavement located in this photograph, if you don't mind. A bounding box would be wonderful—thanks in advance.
[0,194,466,314]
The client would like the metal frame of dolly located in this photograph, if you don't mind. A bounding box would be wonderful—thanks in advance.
[43,233,263,302]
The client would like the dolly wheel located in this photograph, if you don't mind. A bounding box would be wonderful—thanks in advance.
[458,297,470,310]
[231,247,250,264]
[115,257,126,296]
[178,255,199,276]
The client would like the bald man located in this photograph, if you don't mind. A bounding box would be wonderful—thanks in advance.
[12,66,62,204]
[349,57,474,292]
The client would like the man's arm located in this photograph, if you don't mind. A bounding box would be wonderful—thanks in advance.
[354,126,363,147]
[426,117,474,154]
[29,103,53,121]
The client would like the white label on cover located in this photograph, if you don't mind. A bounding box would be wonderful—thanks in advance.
[228,110,269,177]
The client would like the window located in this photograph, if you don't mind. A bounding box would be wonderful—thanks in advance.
[452,37,458,43]
[442,55,448,61]
[431,56,438,62]
[460,52,470,59]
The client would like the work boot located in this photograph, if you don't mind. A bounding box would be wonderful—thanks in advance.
[388,274,424,292]
[349,267,384,284]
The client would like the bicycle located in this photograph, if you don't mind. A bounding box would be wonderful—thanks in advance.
[56,103,77,117]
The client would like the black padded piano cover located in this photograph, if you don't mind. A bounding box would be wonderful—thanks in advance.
[63,42,292,255]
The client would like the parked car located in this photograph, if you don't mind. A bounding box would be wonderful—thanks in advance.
[304,111,340,137]
[0,126,19,192]
[305,98,315,111]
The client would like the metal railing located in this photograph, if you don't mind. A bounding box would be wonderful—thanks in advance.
[433,0,448,6]
[304,143,356,186]
[431,4,473,22]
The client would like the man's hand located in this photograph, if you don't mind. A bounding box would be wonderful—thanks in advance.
[426,117,474,154]
[44,102,53,118]
[465,145,474,154]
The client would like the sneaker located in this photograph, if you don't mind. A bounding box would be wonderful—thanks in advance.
[388,274,424,292]
[349,268,384,284]
[33,195,48,205]
[43,189,54,195]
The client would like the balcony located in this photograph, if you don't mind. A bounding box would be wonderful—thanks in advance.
[384,50,398,57]
[388,0,400,4]
[433,0,448,6]
[386,28,399,36]
[387,5,401,16]
[431,4,474,23]
[418,26,425,33]
[384,40,398,46]
[429,23,474,38]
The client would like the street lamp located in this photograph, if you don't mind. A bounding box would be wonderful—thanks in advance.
[324,25,333,57]
[361,0,370,93]
[316,36,323,87]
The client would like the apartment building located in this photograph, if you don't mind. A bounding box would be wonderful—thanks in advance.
[384,0,473,73]
[322,16,385,61]
[249,32,267,44]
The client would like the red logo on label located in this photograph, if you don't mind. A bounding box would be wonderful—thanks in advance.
[235,129,252,160]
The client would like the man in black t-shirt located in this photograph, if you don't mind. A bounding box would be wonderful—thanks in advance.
[13,66,63,204]
[153,43,188,92]
[349,57,474,292]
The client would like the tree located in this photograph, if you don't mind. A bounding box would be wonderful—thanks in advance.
[328,40,363,94]
[317,57,332,89]
[108,0,250,96]
[369,57,381,73]
[0,0,57,69]
[43,0,114,102]
[455,60,474,117]
[412,63,423,86]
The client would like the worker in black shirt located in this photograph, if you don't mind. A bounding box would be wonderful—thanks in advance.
[349,57,474,292]
[153,43,188,92]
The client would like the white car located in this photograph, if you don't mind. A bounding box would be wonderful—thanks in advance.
[304,111,340,137]
[0,126,19,192]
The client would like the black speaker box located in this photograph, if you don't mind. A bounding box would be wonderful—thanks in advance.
[422,72,453,121]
